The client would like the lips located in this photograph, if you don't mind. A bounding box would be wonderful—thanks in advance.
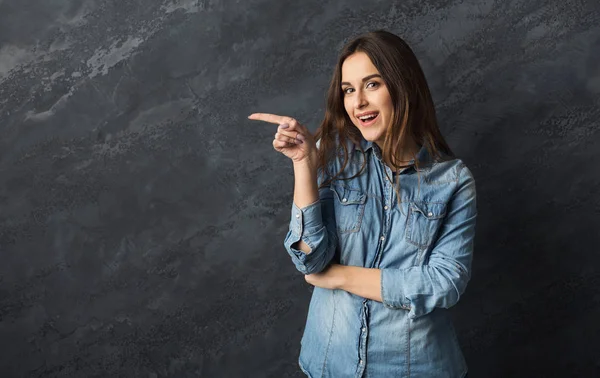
[357,112,379,126]
[356,111,379,118]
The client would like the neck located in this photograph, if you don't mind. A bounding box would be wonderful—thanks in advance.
[378,139,420,171]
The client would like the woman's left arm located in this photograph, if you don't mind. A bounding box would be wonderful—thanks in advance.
[305,163,477,319]
[305,264,382,301]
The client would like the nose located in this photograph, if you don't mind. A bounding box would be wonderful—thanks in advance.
[354,89,367,110]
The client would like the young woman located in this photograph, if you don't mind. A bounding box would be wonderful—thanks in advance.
[249,30,476,378]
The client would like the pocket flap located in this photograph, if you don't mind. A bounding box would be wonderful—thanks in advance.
[411,201,447,219]
[331,183,366,205]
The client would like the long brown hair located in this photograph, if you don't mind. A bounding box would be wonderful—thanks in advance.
[314,30,454,202]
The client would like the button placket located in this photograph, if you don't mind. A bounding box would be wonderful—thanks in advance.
[357,302,369,373]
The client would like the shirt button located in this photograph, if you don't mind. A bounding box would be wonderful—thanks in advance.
[380,236,385,241]
[359,359,364,365]
[428,212,433,217]
[362,327,366,332]
[342,198,347,203]
[296,213,300,218]
[384,205,388,210]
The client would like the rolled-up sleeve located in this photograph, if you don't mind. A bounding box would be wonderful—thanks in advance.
[283,164,338,275]
[380,162,477,319]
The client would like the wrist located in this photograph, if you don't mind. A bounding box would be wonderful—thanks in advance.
[293,151,318,168]
[335,264,350,290]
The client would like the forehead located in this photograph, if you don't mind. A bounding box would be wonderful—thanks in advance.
[341,51,379,81]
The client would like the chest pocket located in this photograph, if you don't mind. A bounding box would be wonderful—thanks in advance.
[330,183,367,234]
[406,201,447,249]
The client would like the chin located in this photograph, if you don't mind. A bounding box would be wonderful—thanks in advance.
[359,130,384,142]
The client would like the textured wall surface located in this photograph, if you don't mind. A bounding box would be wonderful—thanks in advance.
[1,0,599,377]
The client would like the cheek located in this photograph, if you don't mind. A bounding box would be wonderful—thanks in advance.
[344,103,354,121]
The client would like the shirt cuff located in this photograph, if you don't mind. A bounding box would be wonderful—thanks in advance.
[381,268,412,311]
[290,199,323,239]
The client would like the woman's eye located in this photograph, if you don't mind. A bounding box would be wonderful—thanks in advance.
[343,81,379,94]
[343,82,378,95]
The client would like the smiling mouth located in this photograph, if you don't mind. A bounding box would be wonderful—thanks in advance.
[358,113,379,126]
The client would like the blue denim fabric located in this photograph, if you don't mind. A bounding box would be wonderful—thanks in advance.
[283,136,477,378]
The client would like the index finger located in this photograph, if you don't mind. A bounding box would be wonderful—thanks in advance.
[247,113,293,125]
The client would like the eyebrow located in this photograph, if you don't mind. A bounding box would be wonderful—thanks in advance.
[340,74,382,87]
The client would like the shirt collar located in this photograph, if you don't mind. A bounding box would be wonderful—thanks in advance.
[354,137,433,172]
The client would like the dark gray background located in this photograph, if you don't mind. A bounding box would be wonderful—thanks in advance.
[1,0,599,377]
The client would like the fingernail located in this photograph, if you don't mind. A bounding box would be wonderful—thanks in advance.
[279,123,289,129]
[296,134,305,141]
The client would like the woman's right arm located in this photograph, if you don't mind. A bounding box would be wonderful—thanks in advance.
[246,113,338,275]
[283,144,338,275]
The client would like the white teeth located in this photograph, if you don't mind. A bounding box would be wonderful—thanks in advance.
[359,114,377,121]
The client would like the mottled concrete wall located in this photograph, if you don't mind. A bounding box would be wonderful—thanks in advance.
[1,0,599,377]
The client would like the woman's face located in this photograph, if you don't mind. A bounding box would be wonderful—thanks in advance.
[341,51,394,149]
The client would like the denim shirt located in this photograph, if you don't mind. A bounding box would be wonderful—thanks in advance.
[283,136,477,378]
